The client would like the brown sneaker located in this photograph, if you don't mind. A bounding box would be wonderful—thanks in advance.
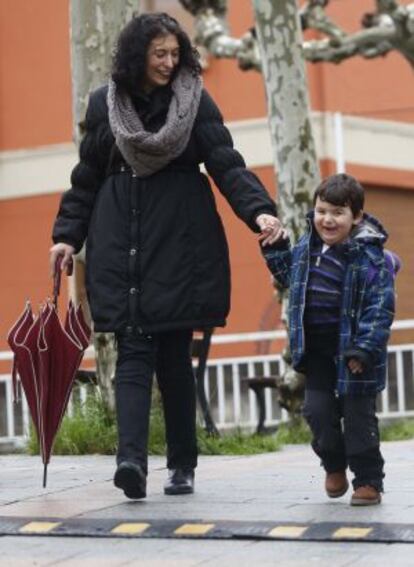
[325,471,349,498]
[351,485,382,506]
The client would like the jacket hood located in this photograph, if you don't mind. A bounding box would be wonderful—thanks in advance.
[351,212,388,245]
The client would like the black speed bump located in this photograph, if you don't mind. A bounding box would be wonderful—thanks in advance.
[0,517,413,543]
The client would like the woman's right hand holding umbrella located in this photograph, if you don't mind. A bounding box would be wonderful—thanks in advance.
[49,243,75,277]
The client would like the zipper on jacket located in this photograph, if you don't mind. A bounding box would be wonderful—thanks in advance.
[299,228,312,355]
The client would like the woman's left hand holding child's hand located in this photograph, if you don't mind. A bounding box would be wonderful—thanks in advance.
[256,214,287,246]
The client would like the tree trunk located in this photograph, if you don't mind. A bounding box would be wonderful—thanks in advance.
[253,0,321,414]
[253,0,320,237]
[69,0,139,412]
[70,0,138,142]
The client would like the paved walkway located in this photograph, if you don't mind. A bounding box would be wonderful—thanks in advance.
[0,440,413,566]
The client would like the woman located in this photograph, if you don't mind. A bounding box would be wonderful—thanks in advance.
[50,13,282,500]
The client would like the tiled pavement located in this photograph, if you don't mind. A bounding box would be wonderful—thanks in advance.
[0,440,413,566]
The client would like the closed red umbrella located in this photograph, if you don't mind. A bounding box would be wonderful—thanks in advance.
[7,259,91,486]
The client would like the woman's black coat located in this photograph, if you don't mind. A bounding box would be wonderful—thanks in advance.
[53,85,277,333]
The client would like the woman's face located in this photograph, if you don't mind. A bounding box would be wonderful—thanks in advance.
[143,33,180,91]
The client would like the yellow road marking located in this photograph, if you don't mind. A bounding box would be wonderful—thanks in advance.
[268,525,308,538]
[175,523,215,535]
[19,521,61,534]
[111,522,150,535]
[333,527,373,539]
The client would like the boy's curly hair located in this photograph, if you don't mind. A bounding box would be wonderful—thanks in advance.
[313,173,364,217]
[111,12,201,95]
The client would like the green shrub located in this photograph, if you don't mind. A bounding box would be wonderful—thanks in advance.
[198,428,281,455]
[273,418,312,445]
[25,390,316,457]
[27,392,117,456]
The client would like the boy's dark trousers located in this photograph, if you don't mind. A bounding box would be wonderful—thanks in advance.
[302,333,385,491]
[114,329,198,475]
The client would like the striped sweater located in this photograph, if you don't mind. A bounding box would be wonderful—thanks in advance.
[304,242,347,333]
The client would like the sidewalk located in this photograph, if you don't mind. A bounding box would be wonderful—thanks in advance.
[0,440,413,566]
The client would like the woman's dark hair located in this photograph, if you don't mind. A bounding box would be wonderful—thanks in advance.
[313,173,364,217]
[111,12,201,94]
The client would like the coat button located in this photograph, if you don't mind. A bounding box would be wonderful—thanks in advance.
[130,248,137,256]
[129,287,137,295]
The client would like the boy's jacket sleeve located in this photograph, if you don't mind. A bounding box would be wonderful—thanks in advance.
[261,237,292,290]
[345,258,395,361]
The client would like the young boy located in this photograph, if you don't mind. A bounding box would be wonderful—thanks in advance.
[261,174,398,506]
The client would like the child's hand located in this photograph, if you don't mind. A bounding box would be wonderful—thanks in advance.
[256,214,287,246]
[348,358,363,374]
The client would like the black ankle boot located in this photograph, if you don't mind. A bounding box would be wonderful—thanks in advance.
[164,468,194,495]
[114,461,146,499]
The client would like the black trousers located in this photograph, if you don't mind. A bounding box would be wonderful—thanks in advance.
[115,329,198,475]
[302,335,384,491]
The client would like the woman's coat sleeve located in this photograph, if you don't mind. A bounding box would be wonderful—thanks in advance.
[52,90,110,253]
[194,90,277,232]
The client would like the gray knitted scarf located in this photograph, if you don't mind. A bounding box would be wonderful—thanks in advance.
[107,69,203,177]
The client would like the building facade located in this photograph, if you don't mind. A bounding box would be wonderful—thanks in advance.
[1,0,413,367]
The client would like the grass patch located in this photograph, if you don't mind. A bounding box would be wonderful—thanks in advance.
[273,418,312,445]
[27,393,117,456]
[26,388,311,457]
[198,428,281,455]
[380,419,414,442]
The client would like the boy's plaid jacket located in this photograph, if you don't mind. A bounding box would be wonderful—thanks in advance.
[262,212,397,395]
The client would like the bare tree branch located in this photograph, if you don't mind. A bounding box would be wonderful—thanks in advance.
[303,20,396,63]
[377,0,399,11]
[179,0,227,17]
[179,0,261,69]
[300,0,346,40]
[179,0,414,69]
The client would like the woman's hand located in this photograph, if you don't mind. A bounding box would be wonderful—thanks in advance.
[49,243,75,277]
[256,214,286,246]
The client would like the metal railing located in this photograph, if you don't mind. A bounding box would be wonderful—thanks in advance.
[203,343,414,430]
[1,323,413,446]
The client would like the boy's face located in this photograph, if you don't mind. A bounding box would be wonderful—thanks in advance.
[314,197,362,246]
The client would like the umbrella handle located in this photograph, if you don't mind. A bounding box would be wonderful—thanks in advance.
[43,463,48,488]
[53,255,74,308]
[53,256,63,308]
